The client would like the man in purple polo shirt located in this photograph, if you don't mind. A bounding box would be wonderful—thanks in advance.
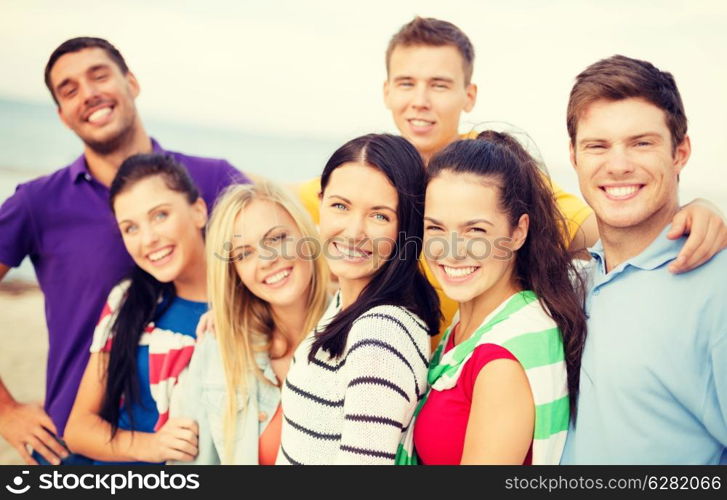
[0,37,249,465]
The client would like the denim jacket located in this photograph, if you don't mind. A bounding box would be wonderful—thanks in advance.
[173,334,281,464]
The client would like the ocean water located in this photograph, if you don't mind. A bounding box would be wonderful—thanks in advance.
[2,98,727,282]
[0,97,342,281]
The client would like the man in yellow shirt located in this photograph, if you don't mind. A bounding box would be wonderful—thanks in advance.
[297,17,726,346]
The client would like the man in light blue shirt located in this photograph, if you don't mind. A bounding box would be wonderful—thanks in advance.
[560,55,727,464]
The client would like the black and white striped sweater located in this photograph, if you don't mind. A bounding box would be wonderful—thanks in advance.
[276,294,431,465]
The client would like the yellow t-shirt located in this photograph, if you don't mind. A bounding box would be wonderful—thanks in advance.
[296,146,592,350]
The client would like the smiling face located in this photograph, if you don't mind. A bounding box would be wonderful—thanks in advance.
[384,44,477,162]
[114,175,207,286]
[571,97,691,238]
[424,171,526,305]
[319,163,399,295]
[230,199,314,309]
[49,47,141,153]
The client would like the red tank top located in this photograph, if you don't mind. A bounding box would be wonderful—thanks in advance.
[413,329,533,465]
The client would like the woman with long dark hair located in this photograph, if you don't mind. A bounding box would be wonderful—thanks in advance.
[65,153,208,464]
[276,134,440,464]
[398,131,587,465]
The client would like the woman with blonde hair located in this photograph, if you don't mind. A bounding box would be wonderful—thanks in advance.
[177,181,328,464]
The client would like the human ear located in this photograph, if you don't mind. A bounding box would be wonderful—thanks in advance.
[511,213,530,251]
[192,198,208,228]
[673,135,691,175]
[463,83,478,112]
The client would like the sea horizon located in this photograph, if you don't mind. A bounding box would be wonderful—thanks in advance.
[2,96,726,283]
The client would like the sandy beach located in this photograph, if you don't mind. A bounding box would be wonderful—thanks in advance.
[0,282,48,465]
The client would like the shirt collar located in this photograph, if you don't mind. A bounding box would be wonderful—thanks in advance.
[589,225,684,276]
[69,138,164,183]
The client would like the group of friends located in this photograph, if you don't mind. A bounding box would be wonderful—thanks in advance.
[0,17,726,466]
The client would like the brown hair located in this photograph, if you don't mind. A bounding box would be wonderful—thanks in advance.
[428,131,588,418]
[567,54,687,152]
[385,17,475,85]
[45,37,129,105]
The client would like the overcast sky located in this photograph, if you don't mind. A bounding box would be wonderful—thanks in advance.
[2,0,726,207]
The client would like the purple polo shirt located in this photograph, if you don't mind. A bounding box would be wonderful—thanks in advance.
[0,139,248,436]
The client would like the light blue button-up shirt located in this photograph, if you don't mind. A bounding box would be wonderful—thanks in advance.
[561,226,727,464]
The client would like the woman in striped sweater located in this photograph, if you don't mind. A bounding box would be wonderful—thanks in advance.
[277,134,440,465]
[398,131,587,465]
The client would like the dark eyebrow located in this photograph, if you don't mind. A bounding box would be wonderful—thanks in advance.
[55,78,74,94]
[464,218,494,227]
[578,132,663,147]
[628,132,662,142]
[328,195,394,214]
[147,203,171,214]
[326,194,351,204]
[424,216,493,227]
[577,137,607,146]
[87,64,110,73]
[117,203,171,226]
[424,216,444,225]
[430,77,455,84]
[371,205,396,214]
[55,64,111,93]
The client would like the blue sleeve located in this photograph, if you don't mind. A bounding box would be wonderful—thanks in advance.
[0,184,36,267]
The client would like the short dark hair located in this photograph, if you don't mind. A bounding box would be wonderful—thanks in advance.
[567,54,687,152]
[386,17,475,85]
[45,37,129,105]
[310,133,441,361]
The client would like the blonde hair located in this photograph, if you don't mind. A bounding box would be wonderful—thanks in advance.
[204,180,329,463]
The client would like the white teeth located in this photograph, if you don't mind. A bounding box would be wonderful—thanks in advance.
[265,269,290,285]
[604,185,639,198]
[335,243,369,259]
[410,119,433,127]
[443,266,478,278]
[88,107,112,123]
[149,247,173,262]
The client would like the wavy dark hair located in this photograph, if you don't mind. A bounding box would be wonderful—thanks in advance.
[309,134,440,361]
[101,153,200,436]
[428,131,587,418]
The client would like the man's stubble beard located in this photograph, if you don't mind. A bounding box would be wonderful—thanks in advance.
[82,107,139,156]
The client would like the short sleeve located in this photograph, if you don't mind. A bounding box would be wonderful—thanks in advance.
[217,160,250,189]
[206,160,250,208]
[89,281,130,354]
[548,178,593,245]
[0,185,36,267]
